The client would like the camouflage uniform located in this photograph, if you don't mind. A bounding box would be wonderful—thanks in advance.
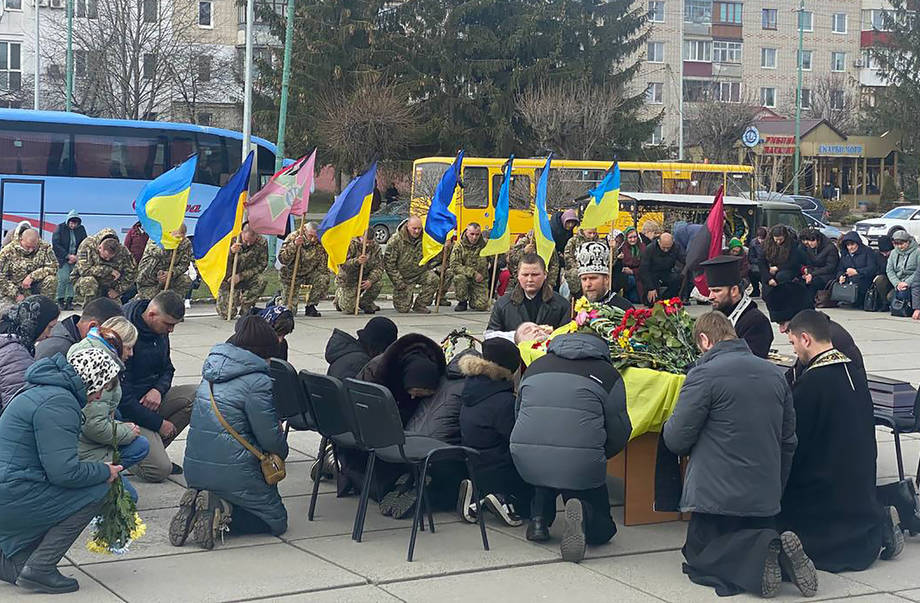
[73,229,138,303]
[278,233,331,312]
[450,234,489,310]
[563,230,602,298]
[334,237,384,313]
[135,238,193,300]
[383,222,440,312]
[216,236,268,319]
[506,231,561,290]
[0,239,58,304]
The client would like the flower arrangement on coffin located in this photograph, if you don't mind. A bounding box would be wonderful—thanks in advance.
[86,428,147,555]
[527,297,698,374]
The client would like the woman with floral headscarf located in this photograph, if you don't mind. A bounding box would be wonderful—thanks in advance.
[0,295,60,416]
[621,226,645,303]
[0,347,123,594]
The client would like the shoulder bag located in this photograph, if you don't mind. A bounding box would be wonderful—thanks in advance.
[208,383,286,485]
[891,289,914,318]
[830,280,859,305]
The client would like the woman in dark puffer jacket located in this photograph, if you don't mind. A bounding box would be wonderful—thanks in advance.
[0,296,60,416]
[801,229,839,301]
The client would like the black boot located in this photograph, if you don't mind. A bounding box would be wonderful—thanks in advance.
[16,566,79,594]
[454,300,468,312]
[525,516,550,542]
[304,305,321,317]
[65,298,74,310]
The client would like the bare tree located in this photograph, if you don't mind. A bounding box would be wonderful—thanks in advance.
[316,77,419,179]
[515,80,627,160]
[787,74,859,134]
[167,42,240,124]
[685,92,761,164]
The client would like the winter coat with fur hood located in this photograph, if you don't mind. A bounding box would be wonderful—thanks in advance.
[459,353,517,472]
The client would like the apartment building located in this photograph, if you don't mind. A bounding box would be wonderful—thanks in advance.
[637,0,893,150]
[0,0,282,129]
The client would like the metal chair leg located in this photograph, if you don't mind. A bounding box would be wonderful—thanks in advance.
[895,430,905,481]
[465,456,490,552]
[353,454,376,542]
[308,436,328,522]
[408,459,431,562]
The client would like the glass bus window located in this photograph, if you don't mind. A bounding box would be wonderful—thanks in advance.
[537,168,603,210]
[620,170,641,192]
[169,135,196,168]
[461,167,488,209]
[0,129,71,176]
[74,133,164,179]
[641,171,662,193]
[196,134,230,186]
[492,174,531,210]
[256,143,276,182]
[412,162,449,202]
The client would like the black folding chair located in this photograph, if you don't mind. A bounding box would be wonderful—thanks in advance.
[299,371,365,524]
[270,358,315,434]
[344,378,490,562]
[872,378,920,483]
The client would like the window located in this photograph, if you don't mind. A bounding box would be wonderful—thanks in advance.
[683,39,712,62]
[0,42,22,92]
[798,49,812,71]
[762,8,777,29]
[76,0,97,18]
[761,87,776,108]
[832,13,847,34]
[648,0,665,22]
[717,2,742,24]
[73,133,167,179]
[862,9,891,31]
[761,47,777,69]
[646,82,664,104]
[648,125,664,146]
[799,88,811,109]
[197,112,212,127]
[491,174,531,210]
[461,166,489,209]
[142,53,156,79]
[0,129,71,176]
[717,81,741,103]
[831,52,846,72]
[684,0,711,24]
[4,0,21,10]
[143,0,157,23]
[647,42,664,63]
[199,1,212,27]
[830,89,845,110]
[861,50,879,70]
[684,80,713,102]
[798,10,813,32]
[713,41,742,63]
[197,55,211,82]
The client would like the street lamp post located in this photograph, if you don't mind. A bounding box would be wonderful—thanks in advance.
[274,0,295,172]
[793,0,805,194]
[65,0,73,111]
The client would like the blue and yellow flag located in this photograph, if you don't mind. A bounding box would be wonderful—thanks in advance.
[319,162,377,274]
[533,154,555,268]
[420,151,463,265]
[480,156,514,257]
[580,162,620,230]
[135,155,197,249]
[192,151,253,296]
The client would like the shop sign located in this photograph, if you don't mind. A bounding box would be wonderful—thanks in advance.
[762,136,795,155]
[818,144,864,156]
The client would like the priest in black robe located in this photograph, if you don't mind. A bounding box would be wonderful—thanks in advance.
[701,255,774,358]
[779,310,903,572]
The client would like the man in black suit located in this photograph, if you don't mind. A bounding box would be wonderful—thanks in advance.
[702,255,773,358]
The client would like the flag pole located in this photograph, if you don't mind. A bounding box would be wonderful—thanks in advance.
[164,247,178,291]
[241,0,255,163]
[488,254,500,309]
[286,217,304,308]
[353,237,368,316]
[608,223,615,284]
[434,243,449,313]
[227,236,240,321]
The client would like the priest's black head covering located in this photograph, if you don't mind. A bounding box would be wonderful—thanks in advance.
[700,255,742,288]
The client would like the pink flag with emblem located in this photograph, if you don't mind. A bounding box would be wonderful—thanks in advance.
[244,149,315,235]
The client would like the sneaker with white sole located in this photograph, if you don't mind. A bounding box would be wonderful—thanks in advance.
[456,479,478,523]
[561,499,586,562]
[482,493,523,527]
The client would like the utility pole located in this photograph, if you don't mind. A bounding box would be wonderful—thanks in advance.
[33,0,39,110]
[274,0,295,172]
[65,0,73,111]
[793,0,805,194]
[678,0,684,161]
[241,0,255,163]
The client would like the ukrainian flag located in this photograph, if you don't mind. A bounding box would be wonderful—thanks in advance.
[580,162,620,230]
[533,154,556,268]
[420,151,463,265]
[135,155,197,249]
[193,152,254,296]
[319,162,377,273]
[480,156,514,257]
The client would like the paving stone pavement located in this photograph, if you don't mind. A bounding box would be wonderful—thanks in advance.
[2,301,920,602]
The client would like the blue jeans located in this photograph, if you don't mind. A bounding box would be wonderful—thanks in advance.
[119,436,150,502]
[56,263,74,299]
[625,275,640,303]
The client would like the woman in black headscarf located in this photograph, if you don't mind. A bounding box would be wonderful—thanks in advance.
[0,295,60,415]
[760,225,808,300]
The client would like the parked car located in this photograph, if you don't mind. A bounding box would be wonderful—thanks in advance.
[803,214,842,241]
[790,195,830,223]
[853,205,920,247]
[369,200,409,244]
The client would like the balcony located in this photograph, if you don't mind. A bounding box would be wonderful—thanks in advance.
[859,67,888,87]
[712,62,742,78]
[683,61,713,77]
